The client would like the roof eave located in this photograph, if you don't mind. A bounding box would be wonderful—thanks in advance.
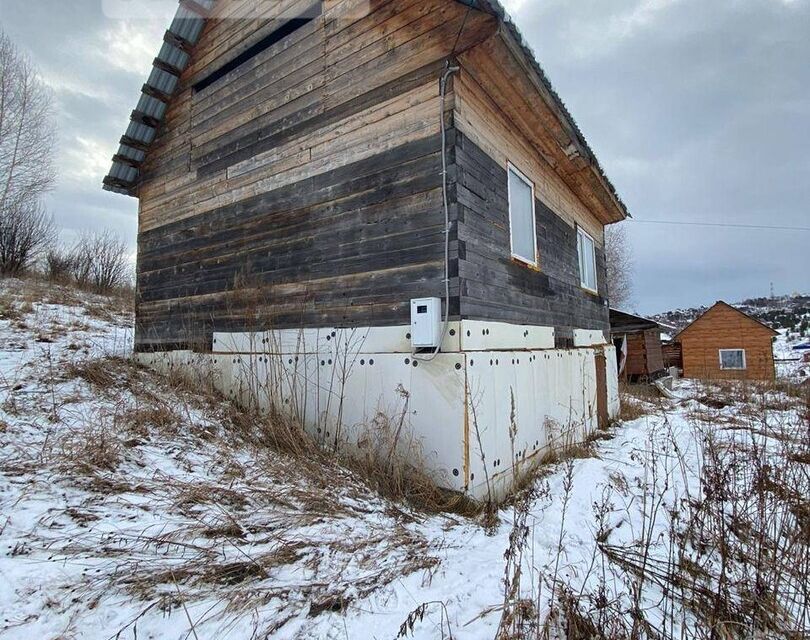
[101,0,215,197]
[465,0,629,223]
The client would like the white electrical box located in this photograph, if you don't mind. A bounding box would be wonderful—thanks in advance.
[410,297,442,349]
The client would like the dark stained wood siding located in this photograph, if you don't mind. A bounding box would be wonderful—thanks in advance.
[135,0,497,350]
[453,131,610,335]
[133,0,618,350]
[136,134,458,348]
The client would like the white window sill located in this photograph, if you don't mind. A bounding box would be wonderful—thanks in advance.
[511,253,539,269]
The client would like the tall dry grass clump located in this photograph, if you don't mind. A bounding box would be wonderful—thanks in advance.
[546,381,807,639]
[480,377,809,640]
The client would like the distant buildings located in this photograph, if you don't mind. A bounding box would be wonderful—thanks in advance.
[674,302,778,381]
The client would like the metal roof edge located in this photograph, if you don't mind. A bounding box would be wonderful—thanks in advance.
[102,0,215,196]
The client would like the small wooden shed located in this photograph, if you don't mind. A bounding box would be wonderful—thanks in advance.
[610,309,665,381]
[675,302,778,381]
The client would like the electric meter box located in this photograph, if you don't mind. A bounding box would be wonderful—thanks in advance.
[410,297,442,349]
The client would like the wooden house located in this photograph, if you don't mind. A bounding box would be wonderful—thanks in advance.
[103,0,628,499]
[609,309,665,381]
[675,302,778,381]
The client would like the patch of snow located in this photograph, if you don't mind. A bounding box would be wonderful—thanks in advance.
[1,281,807,638]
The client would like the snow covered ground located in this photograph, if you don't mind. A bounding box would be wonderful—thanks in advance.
[775,329,809,383]
[1,280,807,639]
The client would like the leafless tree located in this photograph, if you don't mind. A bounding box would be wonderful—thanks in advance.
[0,30,56,275]
[70,230,130,293]
[605,223,634,309]
[69,234,94,287]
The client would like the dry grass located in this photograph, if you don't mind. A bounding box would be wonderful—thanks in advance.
[3,348,446,637]
[56,352,480,519]
[0,278,465,637]
[343,411,481,517]
[0,293,23,321]
[57,423,123,474]
[65,358,122,388]
[614,382,663,423]
[485,376,810,640]
[225,399,480,517]
[1,274,133,318]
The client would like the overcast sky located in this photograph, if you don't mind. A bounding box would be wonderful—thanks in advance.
[0,0,807,314]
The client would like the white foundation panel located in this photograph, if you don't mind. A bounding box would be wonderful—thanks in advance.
[604,345,621,420]
[460,320,555,351]
[141,322,620,501]
[573,329,608,347]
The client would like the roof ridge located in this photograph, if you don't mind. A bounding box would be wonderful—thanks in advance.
[675,300,779,338]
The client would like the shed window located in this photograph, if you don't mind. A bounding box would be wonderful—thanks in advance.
[577,228,598,292]
[507,164,538,266]
[719,349,746,370]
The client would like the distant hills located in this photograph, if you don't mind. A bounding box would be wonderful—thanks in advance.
[651,294,810,336]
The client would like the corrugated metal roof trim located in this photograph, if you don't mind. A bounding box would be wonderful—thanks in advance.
[170,10,207,40]
[146,67,179,94]
[135,94,167,119]
[108,164,138,182]
[124,121,156,144]
[116,146,146,162]
[157,42,190,69]
[103,1,211,194]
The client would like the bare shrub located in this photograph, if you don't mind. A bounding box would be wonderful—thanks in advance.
[44,246,74,283]
[58,423,122,474]
[497,485,539,639]
[546,393,809,639]
[66,358,119,388]
[70,230,130,293]
[0,200,55,275]
[123,404,181,439]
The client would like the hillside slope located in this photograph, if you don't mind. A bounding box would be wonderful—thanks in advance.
[652,293,810,334]
[1,280,807,639]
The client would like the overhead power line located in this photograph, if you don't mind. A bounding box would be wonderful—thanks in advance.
[630,219,810,232]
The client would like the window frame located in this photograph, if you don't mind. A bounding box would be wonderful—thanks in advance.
[719,348,747,370]
[577,226,598,293]
[506,162,539,268]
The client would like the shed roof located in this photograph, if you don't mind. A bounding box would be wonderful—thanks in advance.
[675,301,779,340]
[609,309,661,334]
[102,0,628,222]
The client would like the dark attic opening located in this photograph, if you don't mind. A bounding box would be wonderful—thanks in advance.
[192,3,322,94]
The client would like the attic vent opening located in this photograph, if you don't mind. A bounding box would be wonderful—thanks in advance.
[192,5,321,94]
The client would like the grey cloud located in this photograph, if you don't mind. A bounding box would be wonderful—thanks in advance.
[511,0,810,311]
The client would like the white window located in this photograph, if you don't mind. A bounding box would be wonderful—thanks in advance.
[577,228,598,292]
[719,349,746,370]
[507,164,538,266]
